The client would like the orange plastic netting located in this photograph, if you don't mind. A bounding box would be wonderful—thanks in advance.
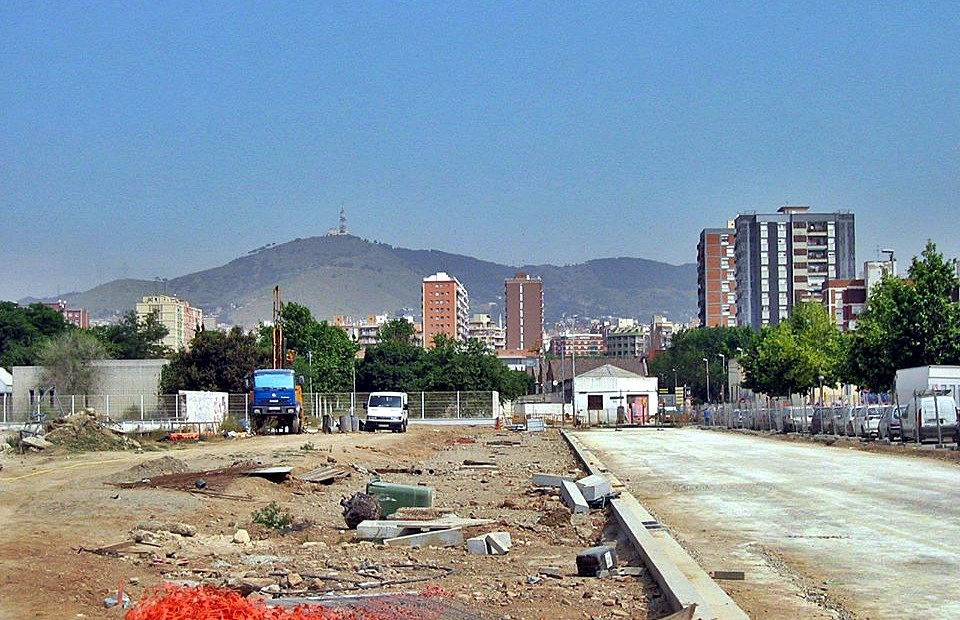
[124,584,451,620]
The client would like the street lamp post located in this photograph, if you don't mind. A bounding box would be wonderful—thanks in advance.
[702,357,710,406]
[718,353,726,406]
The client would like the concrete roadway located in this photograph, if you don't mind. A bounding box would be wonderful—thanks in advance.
[574,428,960,620]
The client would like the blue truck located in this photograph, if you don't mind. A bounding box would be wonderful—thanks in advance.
[248,368,305,434]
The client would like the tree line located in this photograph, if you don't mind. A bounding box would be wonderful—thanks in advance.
[0,306,170,394]
[158,303,533,400]
[650,241,960,403]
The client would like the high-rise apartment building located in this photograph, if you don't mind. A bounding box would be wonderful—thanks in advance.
[44,299,90,329]
[697,224,737,327]
[135,294,204,351]
[504,271,544,352]
[421,272,470,348]
[468,313,506,350]
[735,206,856,328]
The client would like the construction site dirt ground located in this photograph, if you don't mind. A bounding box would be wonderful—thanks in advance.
[0,425,671,620]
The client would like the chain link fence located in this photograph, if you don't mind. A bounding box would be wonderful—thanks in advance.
[0,391,500,428]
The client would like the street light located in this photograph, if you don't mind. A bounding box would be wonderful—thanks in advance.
[718,353,726,405]
[702,357,710,405]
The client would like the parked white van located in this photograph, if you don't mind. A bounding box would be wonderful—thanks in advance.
[897,394,958,444]
[362,392,409,433]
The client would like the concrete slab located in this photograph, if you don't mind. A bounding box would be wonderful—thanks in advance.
[486,531,512,554]
[383,527,464,548]
[560,479,590,514]
[576,473,613,502]
[532,472,574,487]
[466,535,489,555]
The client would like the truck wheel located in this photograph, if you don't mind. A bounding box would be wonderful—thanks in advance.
[291,416,301,435]
[400,421,408,433]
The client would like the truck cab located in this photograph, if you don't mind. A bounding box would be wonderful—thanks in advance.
[363,391,408,433]
[248,368,304,434]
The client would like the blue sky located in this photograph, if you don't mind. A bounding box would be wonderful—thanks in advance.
[2,2,959,301]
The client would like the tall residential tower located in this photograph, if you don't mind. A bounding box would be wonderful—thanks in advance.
[504,271,544,352]
[421,272,470,348]
[697,224,737,328]
[734,206,856,328]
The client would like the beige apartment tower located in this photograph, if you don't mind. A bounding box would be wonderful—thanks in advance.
[135,295,203,351]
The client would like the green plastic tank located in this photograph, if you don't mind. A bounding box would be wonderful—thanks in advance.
[366,477,434,517]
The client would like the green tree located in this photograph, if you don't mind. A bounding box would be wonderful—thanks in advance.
[377,318,417,346]
[0,302,71,367]
[91,311,171,359]
[356,342,425,393]
[258,303,360,392]
[648,326,755,403]
[38,330,108,395]
[160,327,269,393]
[846,241,960,390]
[742,302,843,398]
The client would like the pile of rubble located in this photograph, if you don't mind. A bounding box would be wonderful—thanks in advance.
[20,409,140,452]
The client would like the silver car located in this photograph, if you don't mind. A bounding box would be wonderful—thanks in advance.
[878,406,901,441]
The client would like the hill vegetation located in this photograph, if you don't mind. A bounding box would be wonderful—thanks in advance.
[38,235,697,327]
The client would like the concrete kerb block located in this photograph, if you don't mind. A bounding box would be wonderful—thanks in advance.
[576,473,613,503]
[560,480,590,514]
[466,531,513,555]
[384,527,464,548]
[466,535,489,555]
[532,473,574,488]
[486,531,512,554]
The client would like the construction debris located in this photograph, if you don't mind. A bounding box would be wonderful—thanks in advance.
[576,545,618,577]
[383,526,464,548]
[355,515,495,541]
[135,521,197,537]
[366,478,434,517]
[109,462,277,498]
[560,479,590,514]
[465,531,512,555]
[77,539,163,557]
[532,472,574,487]
[341,492,382,529]
[243,466,293,482]
[576,473,615,504]
[299,466,350,484]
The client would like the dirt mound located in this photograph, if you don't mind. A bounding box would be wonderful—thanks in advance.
[42,411,136,452]
[115,456,191,482]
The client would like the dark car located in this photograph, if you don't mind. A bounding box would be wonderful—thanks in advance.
[878,406,901,441]
[811,407,829,435]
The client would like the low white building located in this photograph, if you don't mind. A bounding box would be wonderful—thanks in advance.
[574,364,658,425]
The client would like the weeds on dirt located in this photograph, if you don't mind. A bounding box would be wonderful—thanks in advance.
[251,501,292,531]
[220,417,244,433]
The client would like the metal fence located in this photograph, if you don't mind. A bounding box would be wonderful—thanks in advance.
[0,391,500,427]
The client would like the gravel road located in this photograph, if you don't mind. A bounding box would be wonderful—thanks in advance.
[574,427,960,620]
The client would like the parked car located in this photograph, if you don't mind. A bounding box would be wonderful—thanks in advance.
[853,405,884,439]
[878,406,901,441]
[811,407,830,435]
[898,395,958,444]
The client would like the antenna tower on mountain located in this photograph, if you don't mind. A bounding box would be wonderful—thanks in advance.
[326,204,350,236]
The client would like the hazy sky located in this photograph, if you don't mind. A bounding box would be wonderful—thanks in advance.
[2,2,959,301]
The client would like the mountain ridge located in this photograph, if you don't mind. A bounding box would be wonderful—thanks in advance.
[25,235,698,327]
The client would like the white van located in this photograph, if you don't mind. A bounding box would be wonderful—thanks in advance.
[362,392,409,433]
[897,394,958,443]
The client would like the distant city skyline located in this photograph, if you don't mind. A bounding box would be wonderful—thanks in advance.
[3,3,959,301]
